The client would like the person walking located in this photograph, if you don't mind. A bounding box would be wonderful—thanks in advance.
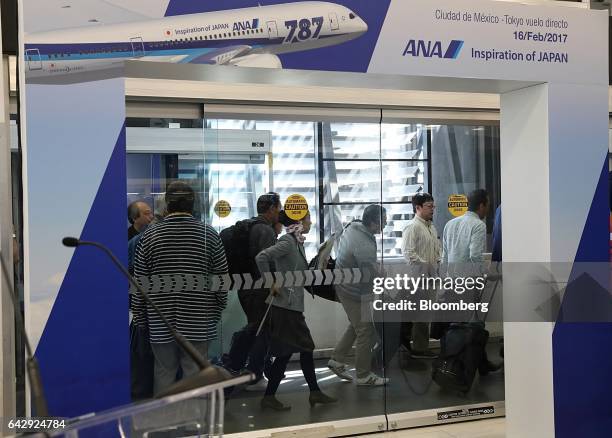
[256,210,337,410]
[328,205,388,386]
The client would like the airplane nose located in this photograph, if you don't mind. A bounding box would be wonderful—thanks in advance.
[357,16,368,33]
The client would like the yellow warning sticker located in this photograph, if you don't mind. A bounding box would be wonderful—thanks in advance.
[448,194,468,217]
[214,200,232,218]
[284,194,309,221]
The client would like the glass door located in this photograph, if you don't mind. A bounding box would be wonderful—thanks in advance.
[124,109,504,436]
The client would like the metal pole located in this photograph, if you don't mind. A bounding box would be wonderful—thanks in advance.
[207,386,216,437]
[255,295,274,337]
[216,388,225,437]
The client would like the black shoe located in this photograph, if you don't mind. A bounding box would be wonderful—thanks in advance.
[479,360,503,376]
[410,350,438,359]
[309,390,338,407]
[261,396,291,411]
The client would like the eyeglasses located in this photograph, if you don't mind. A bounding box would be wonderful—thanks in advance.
[422,203,435,208]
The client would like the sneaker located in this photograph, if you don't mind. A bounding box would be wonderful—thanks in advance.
[409,350,438,359]
[356,372,388,386]
[245,376,269,392]
[327,359,353,381]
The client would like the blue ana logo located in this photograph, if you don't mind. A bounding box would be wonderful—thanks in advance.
[402,39,464,59]
[233,18,259,32]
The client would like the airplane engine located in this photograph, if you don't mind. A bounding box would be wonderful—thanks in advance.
[228,53,282,68]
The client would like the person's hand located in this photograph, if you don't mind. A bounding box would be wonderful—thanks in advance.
[270,283,280,297]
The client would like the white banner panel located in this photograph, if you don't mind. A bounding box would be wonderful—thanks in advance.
[369,0,608,85]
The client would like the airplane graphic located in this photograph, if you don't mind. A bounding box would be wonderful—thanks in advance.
[24,1,368,81]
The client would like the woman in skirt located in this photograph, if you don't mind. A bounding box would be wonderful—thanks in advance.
[255,210,338,411]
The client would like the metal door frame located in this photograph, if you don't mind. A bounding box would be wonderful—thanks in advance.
[24,49,42,71]
[130,37,145,58]
[266,20,279,39]
[329,13,339,31]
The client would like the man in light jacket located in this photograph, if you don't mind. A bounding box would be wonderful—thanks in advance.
[400,193,441,359]
[328,205,388,386]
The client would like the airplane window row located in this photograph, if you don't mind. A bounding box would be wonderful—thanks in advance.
[43,26,268,57]
[150,27,265,48]
[47,46,132,58]
[200,28,263,39]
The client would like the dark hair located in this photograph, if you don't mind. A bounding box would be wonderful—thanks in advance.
[165,181,195,214]
[278,210,310,227]
[278,210,297,227]
[468,189,489,212]
[362,204,386,227]
[256,192,281,214]
[412,192,434,213]
[127,201,141,225]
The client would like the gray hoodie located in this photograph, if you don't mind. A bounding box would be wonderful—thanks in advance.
[335,221,379,299]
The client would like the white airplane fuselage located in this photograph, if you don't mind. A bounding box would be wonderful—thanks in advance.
[24,1,368,79]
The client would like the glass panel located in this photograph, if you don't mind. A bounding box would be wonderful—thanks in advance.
[381,161,427,203]
[326,160,382,204]
[381,123,427,160]
[380,203,416,258]
[321,122,426,160]
[431,125,500,234]
[202,118,386,434]
[383,123,504,418]
[321,122,380,159]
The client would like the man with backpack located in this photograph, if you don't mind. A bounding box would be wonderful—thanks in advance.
[221,192,282,391]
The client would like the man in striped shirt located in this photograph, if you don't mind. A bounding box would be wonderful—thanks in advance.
[400,193,441,359]
[133,181,228,394]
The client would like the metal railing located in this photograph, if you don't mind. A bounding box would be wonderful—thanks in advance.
[48,374,253,438]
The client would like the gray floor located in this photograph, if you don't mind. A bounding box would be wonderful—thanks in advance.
[224,341,505,435]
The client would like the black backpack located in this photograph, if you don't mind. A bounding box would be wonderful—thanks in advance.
[306,256,338,302]
[305,230,345,302]
[219,218,266,275]
[432,322,489,393]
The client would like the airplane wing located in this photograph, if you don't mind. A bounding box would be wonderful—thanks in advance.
[181,45,252,65]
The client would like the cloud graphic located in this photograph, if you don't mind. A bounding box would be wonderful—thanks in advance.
[46,271,65,288]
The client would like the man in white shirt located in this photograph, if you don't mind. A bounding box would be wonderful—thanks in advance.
[441,188,501,374]
[400,193,441,359]
[442,189,489,276]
